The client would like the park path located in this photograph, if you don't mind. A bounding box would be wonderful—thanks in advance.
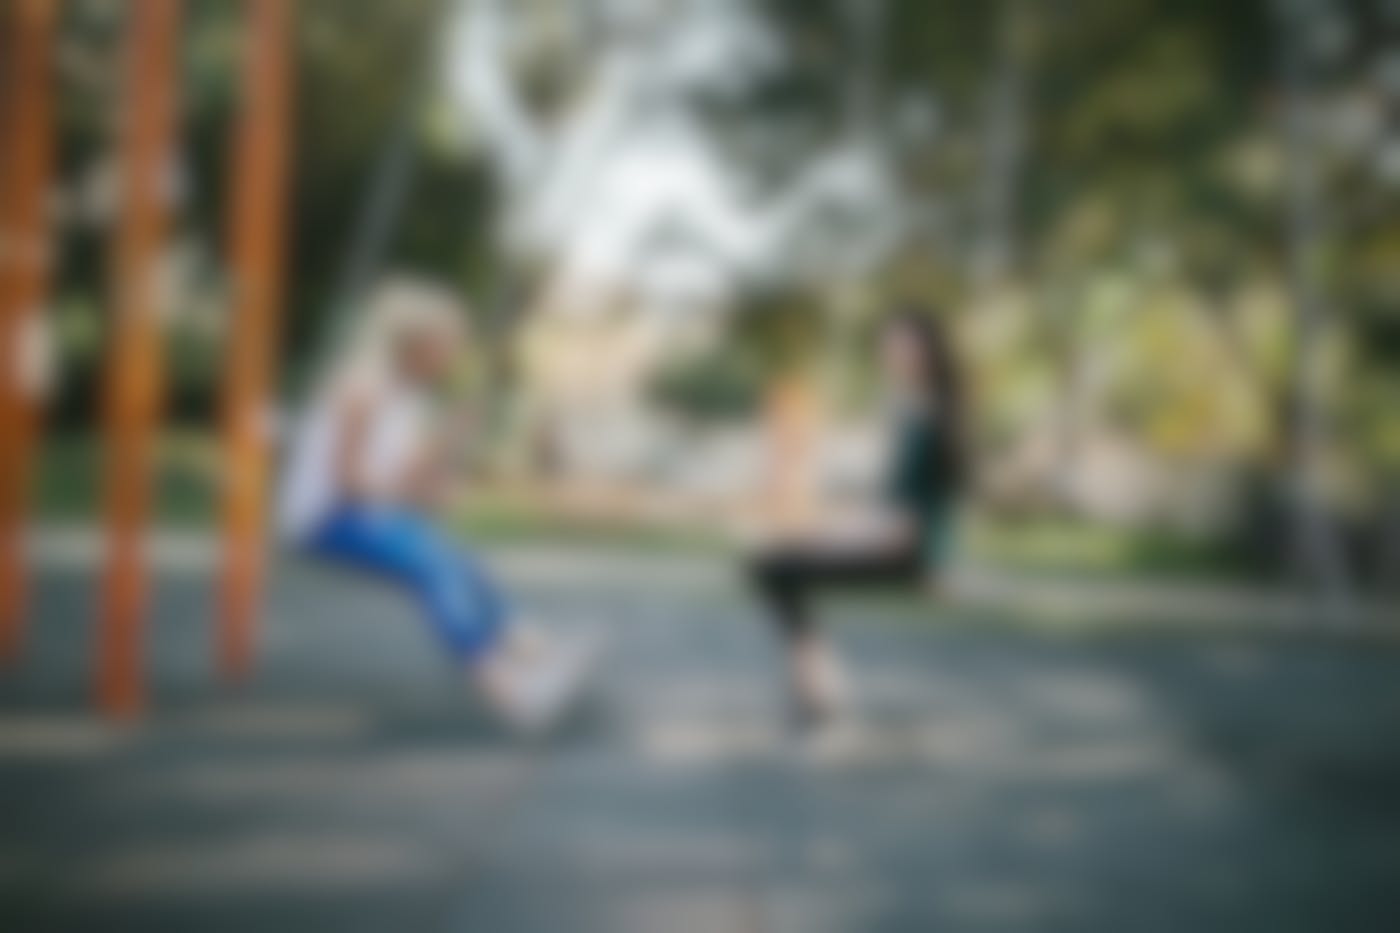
[2,546,1400,931]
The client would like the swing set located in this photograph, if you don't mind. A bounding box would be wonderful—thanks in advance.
[0,0,838,720]
[0,0,293,717]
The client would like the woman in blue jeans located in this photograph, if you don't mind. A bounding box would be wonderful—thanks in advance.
[279,278,592,732]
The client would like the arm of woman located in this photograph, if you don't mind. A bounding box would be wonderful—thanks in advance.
[332,387,465,510]
[330,388,379,504]
[740,497,917,555]
[397,430,461,510]
[810,505,918,554]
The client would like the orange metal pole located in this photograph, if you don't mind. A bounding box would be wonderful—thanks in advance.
[217,0,293,680]
[0,0,59,663]
[97,0,182,717]
[0,8,15,659]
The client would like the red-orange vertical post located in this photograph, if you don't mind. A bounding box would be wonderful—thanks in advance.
[97,0,182,717]
[0,0,59,663]
[217,0,293,680]
[0,6,15,659]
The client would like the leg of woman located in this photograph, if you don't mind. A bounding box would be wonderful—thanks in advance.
[749,544,922,638]
[749,543,922,721]
[749,548,815,640]
[304,506,593,730]
[406,520,511,660]
[305,506,506,664]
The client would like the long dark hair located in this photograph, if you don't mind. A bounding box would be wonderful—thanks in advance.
[884,308,969,491]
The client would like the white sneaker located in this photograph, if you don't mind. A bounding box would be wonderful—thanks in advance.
[502,634,601,734]
[792,642,853,727]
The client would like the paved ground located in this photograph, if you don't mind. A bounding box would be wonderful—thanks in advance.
[3,548,1400,932]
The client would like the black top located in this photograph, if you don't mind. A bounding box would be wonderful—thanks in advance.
[883,410,959,560]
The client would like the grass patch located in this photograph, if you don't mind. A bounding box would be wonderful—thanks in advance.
[964,514,1246,581]
[30,432,1248,580]
[34,432,217,526]
[450,496,726,553]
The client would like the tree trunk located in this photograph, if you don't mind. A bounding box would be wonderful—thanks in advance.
[1277,1,1353,621]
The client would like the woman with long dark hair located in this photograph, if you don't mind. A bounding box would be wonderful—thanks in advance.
[748,308,967,723]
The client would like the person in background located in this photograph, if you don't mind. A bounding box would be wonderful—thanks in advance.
[279,278,595,733]
[748,308,967,724]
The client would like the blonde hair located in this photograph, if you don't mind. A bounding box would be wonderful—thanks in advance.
[327,276,468,392]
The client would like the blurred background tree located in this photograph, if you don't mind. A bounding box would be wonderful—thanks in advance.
[35,0,1400,590]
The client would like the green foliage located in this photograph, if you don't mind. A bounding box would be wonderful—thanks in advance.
[37,0,1398,574]
[50,1,497,425]
[649,291,826,422]
[286,0,493,359]
[648,345,765,423]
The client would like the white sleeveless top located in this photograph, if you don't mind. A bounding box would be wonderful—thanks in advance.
[277,374,430,541]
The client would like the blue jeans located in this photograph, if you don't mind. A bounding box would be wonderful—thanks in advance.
[301,504,507,662]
